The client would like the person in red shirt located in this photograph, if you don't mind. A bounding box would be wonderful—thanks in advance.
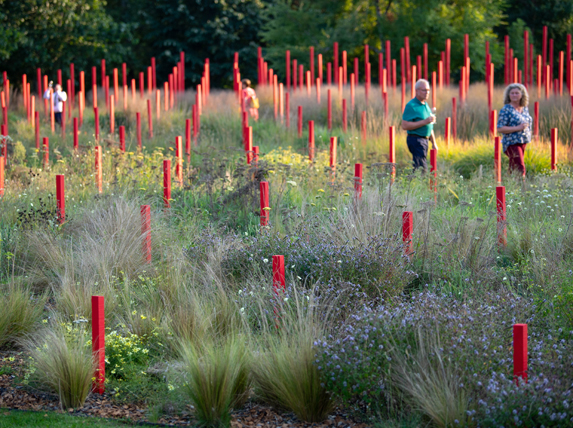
[241,79,259,121]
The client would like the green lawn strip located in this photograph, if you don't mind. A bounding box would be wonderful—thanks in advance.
[0,409,141,428]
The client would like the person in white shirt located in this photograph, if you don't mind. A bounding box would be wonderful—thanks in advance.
[43,82,68,127]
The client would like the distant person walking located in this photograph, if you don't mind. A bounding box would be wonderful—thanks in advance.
[43,82,67,127]
[497,83,532,177]
[241,79,259,121]
[401,79,438,172]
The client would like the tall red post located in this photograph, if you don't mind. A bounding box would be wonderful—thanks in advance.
[56,174,65,224]
[402,211,413,255]
[119,125,125,152]
[496,186,507,247]
[73,117,78,150]
[260,181,270,227]
[361,111,367,143]
[185,118,191,159]
[95,146,102,193]
[445,39,451,86]
[163,159,171,209]
[389,125,396,180]
[286,50,290,90]
[513,324,528,384]
[551,128,558,170]
[534,102,539,140]
[334,42,339,84]
[494,136,502,183]
[42,137,49,169]
[354,163,363,200]
[308,120,315,161]
[330,137,337,174]
[272,255,285,292]
[91,296,105,394]
[141,205,151,263]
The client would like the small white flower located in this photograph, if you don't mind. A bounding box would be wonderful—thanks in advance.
[263,258,269,263]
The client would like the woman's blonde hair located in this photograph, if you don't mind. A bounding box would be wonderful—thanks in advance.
[503,83,529,106]
[241,79,251,88]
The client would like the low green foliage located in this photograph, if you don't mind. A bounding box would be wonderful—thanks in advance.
[0,410,134,427]
[0,284,45,348]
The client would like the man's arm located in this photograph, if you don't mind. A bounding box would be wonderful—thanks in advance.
[401,116,434,131]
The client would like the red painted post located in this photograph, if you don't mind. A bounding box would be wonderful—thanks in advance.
[389,125,396,181]
[286,50,290,90]
[310,46,315,84]
[330,137,337,174]
[272,255,285,292]
[402,211,413,255]
[423,43,428,81]
[342,50,347,85]
[386,40,391,87]
[534,102,539,141]
[253,146,259,165]
[42,137,49,169]
[445,38,451,86]
[185,119,191,159]
[147,99,153,138]
[95,146,102,193]
[496,186,507,247]
[245,127,253,164]
[141,205,151,263]
[354,163,362,200]
[494,136,502,183]
[318,53,323,85]
[135,112,141,150]
[559,51,564,96]
[308,120,315,161]
[119,125,125,152]
[260,181,270,227]
[56,174,65,224]
[94,107,100,141]
[361,111,367,144]
[327,89,332,130]
[430,148,437,200]
[342,99,347,132]
[35,111,40,150]
[551,128,558,170]
[297,106,303,138]
[139,72,144,99]
[327,62,332,85]
[513,324,528,384]
[91,295,105,394]
[354,58,359,86]
[489,110,498,139]
[73,117,78,150]
[524,31,529,88]
[163,159,171,209]
[350,73,355,109]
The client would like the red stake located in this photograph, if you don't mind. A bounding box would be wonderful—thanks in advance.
[185,119,191,159]
[402,211,413,255]
[35,111,40,150]
[389,125,396,181]
[534,102,539,140]
[95,146,102,193]
[551,128,558,170]
[110,95,115,134]
[73,117,78,150]
[94,107,100,141]
[308,120,315,161]
[91,296,105,394]
[490,110,498,139]
[361,111,367,143]
[119,125,125,152]
[272,255,286,292]
[42,137,49,169]
[260,181,270,227]
[494,136,502,183]
[330,137,337,175]
[56,174,65,224]
[163,159,171,209]
[513,324,528,384]
[354,163,363,200]
[496,186,507,247]
[141,205,151,263]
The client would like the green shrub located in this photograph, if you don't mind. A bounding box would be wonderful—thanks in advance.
[0,284,45,348]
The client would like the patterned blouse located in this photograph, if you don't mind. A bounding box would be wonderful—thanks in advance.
[497,104,533,153]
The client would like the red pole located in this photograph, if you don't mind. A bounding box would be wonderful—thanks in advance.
[402,211,413,255]
[260,181,270,227]
[350,74,355,109]
[119,125,125,152]
[445,117,451,149]
[513,324,528,384]
[327,63,332,85]
[327,89,332,131]
[354,58,359,86]
[310,46,315,84]
[56,174,65,224]
[559,51,564,95]
[496,186,507,247]
[41,136,49,169]
[330,137,337,173]
[95,145,102,193]
[286,50,290,90]
[292,60,297,92]
[185,118,191,158]
[542,25,548,82]
[494,136,502,183]
[318,53,323,85]
[354,163,363,200]
[551,128,558,170]
[93,107,100,141]
[389,125,396,180]
[423,43,428,81]
[342,99,347,132]
[534,102,539,141]
[504,36,510,85]
[91,295,105,394]
[524,31,529,88]
[342,51,347,85]
[297,106,303,138]
[445,39,451,86]
[163,159,171,209]
[73,117,78,150]
[272,255,285,292]
[361,111,367,143]
[141,205,151,263]
[35,111,40,150]
[308,120,315,161]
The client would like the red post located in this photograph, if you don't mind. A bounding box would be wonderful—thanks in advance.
[35,111,40,150]
[534,102,539,140]
[91,296,105,394]
[185,118,191,159]
[350,74,355,108]
[56,174,65,224]
[402,211,413,255]
[496,186,507,247]
[445,39,451,86]
[119,125,125,152]
[490,110,498,139]
[354,163,363,200]
[342,99,347,132]
[42,137,49,169]
[272,255,285,292]
[163,159,171,209]
[330,137,337,173]
[260,181,270,227]
[95,146,102,193]
[147,99,153,138]
[327,62,332,85]
[551,128,558,170]
[297,106,303,138]
[73,117,78,150]
[327,89,332,130]
[494,136,502,183]
[389,125,396,180]
[310,46,315,84]
[559,51,564,95]
[308,120,315,161]
[361,111,367,143]
[513,324,528,384]
[94,107,100,141]
[286,50,290,90]
[141,205,151,263]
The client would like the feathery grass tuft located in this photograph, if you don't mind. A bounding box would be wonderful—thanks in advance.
[0,283,45,348]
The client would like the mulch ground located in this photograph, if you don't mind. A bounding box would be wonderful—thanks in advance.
[0,350,369,427]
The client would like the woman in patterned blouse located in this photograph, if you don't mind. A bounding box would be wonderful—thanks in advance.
[497,83,533,177]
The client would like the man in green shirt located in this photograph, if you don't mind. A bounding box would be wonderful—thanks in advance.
[401,79,438,172]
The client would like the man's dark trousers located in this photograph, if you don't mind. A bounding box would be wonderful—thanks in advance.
[406,135,429,172]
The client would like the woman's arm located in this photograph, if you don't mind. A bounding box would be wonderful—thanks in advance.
[498,123,528,134]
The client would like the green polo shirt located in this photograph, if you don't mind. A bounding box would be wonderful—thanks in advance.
[402,97,433,138]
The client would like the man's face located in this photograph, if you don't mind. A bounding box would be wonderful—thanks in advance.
[416,83,430,101]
